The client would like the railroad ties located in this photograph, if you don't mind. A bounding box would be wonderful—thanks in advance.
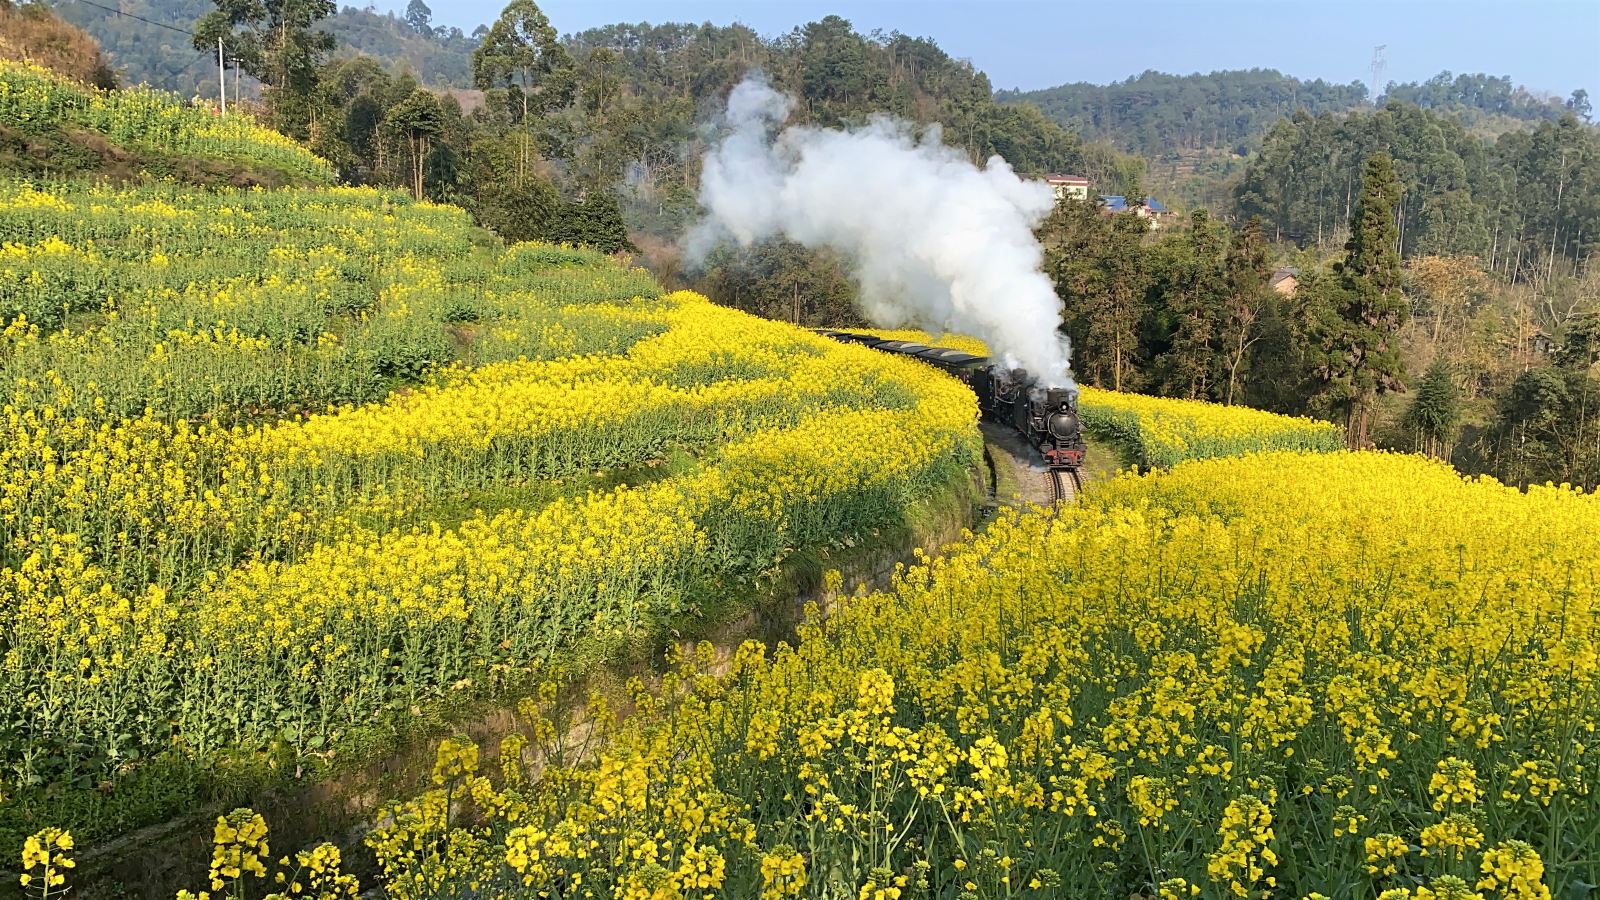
[1047,468,1083,505]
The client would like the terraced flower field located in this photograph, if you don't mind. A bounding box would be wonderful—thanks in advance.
[7,77,1594,900]
[0,59,333,184]
[0,178,981,849]
[353,451,1599,900]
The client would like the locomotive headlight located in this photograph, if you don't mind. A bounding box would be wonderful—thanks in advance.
[1047,409,1079,440]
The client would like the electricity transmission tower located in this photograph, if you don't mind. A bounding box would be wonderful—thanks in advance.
[1369,45,1388,103]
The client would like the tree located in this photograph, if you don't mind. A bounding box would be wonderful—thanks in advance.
[1486,366,1600,490]
[1152,210,1228,398]
[405,0,432,35]
[1569,88,1592,123]
[698,241,859,326]
[1408,255,1488,348]
[547,191,636,253]
[386,87,443,199]
[1043,199,1149,391]
[1556,311,1600,371]
[193,0,337,136]
[1219,217,1273,405]
[1312,151,1410,447]
[472,0,573,185]
[1403,359,1460,458]
[1116,157,1146,211]
[471,177,560,243]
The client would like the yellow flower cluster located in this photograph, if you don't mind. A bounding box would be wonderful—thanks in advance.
[360,450,1594,898]
[0,59,333,182]
[841,327,1345,465]
[3,177,985,852]
[209,808,271,891]
[1077,385,1344,466]
[18,828,74,898]
[145,807,362,900]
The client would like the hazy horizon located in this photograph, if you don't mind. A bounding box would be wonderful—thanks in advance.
[368,0,1599,99]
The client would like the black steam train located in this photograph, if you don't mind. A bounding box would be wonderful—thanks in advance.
[814,330,1087,472]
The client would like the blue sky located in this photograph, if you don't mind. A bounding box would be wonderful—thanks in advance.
[390,0,1599,97]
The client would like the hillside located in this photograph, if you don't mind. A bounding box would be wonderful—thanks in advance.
[0,58,990,877]
[0,57,332,185]
[1232,102,1599,274]
[5,18,1599,898]
[0,0,117,87]
[1000,67,1587,160]
[997,68,1370,156]
[52,0,477,94]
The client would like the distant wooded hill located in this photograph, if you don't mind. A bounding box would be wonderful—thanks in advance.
[998,69,1369,156]
[51,0,477,94]
[999,68,1586,158]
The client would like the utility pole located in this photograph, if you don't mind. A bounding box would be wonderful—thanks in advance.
[217,36,227,115]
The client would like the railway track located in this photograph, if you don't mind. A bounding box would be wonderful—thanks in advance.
[1048,468,1083,504]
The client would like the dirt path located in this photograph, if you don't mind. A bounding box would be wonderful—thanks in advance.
[981,421,1065,507]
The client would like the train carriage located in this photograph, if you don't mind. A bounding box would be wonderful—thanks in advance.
[814,329,1086,473]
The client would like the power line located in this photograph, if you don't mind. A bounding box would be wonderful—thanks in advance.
[57,0,224,92]
[62,0,196,38]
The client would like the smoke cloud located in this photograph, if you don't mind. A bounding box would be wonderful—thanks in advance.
[688,75,1073,386]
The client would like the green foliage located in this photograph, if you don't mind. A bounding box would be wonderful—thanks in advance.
[1484,366,1600,489]
[1233,103,1600,278]
[998,68,1370,156]
[52,0,217,94]
[545,189,634,253]
[1043,199,1149,391]
[1403,360,1462,457]
[191,0,338,137]
[471,0,570,104]
[385,85,444,198]
[1145,209,1229,399]
[54,0,476,96]
[695,240,861,327]
[1303,152,1410,446]
[323,5,478,88]
[469,174,559,243]
[1383,72,1570,122]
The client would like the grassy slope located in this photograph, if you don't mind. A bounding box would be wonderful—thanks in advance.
[0,119,320,188]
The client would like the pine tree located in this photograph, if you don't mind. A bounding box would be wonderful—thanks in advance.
[1314,151,1409,447]
[546,191,634,253]
[1403,359,1460,458]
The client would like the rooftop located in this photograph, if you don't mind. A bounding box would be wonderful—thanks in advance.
[1099,195,1168,212]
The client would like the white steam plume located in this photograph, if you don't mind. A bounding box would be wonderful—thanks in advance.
[688,75,1073,386]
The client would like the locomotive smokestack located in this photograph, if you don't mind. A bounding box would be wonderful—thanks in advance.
[688,74,1075,388]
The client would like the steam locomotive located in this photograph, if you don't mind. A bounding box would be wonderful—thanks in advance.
[814,330,1087,472]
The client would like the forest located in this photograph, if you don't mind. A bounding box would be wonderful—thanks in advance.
[1000,68,1586,158]
[998,68,1371,156]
